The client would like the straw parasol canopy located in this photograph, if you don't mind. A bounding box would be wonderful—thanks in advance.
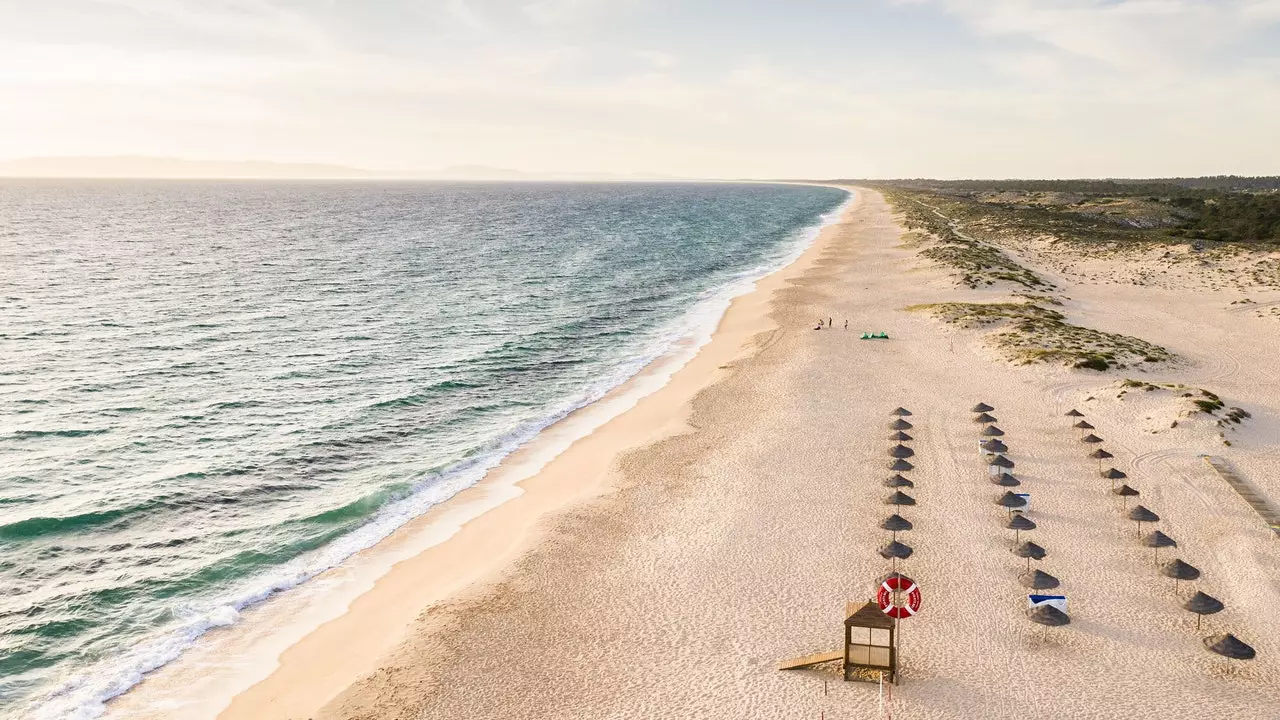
[889,458,915,472]
[1027,604,1071,627]
[1128,504,1160,537]
[1073,420,1095,431]
[1161,558,1201,594]
[993,472,1020,487]
[1007,513,1036,543]
[1204,634,1255,660]
[1065,409,1085,417]
[1183,591,1224,630]
[980,439,1009,453]
[1143,530,1177,565]
[1113,484,1140,509]
[1102,467,1127,480]
[886,490,917,506]
[997,491,1027,509]
[972,403,994,413]
[891,407,913,416]
[890,418,914,430]
[1013,540,1047,570]
[989,455,1016,469]
[884,474,914,488]
[1090,449,1114,460]
[880,540,914,560]
[1081,434,1104,444]
[974,413,998,425]
[1020,569,1060,590]
[889,444,916,459]
[981,425,1006,437]
[889,430,914,442]
[880,514,913,533]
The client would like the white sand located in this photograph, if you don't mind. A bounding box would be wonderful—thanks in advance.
[126,187,1280,719]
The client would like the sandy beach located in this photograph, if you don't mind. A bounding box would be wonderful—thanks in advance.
[119,186,1280,719]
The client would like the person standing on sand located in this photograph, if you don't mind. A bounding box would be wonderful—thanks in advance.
[828,317,832,328]
[844,319,848,330]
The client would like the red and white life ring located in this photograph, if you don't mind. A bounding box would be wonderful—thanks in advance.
[877,575,922,618]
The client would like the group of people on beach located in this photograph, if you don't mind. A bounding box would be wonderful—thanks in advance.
[814,317,848,330]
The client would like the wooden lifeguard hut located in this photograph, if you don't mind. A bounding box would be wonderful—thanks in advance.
[777,600,898,684]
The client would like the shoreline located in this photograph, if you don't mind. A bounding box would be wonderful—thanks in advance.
[103,184,856,719]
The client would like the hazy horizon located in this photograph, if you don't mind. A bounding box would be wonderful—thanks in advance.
[3,0,1279,178]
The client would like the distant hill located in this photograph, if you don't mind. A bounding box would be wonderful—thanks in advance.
[0,156,376,179]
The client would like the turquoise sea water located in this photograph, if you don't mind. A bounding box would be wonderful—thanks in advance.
[0,180,848,717]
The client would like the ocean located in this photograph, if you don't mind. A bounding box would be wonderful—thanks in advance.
[0,180,848,718]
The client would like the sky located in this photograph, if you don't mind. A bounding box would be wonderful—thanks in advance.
[1,0,1279,178]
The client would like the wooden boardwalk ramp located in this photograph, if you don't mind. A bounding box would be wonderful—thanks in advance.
[1203,456,1280,537]
[777,650,843,671]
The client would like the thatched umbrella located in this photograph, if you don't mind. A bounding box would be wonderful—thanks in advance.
[1161,558,1201,594]
[880,514,913,541]
[1204,634,1255,660]
[1020,569,1060,590]
[972,402,994,413]
[1065,409,1085,418]
[889,444,915,459]
[1090,448,1115,473]
[880,540,914,560]
[981,425,1006,437]
[891,407,913,417]
[1027,604,1070,627]
[1143,530,1177,566]
[980,439,1008,453]
[993,472,1020,487]
[1007,514,1037,544]
[1183,591,1224,630]
[997,491,1027,511]
[889,430,914,442]
[1013,541,1047,571]
[1081,434,1104,445]
[884,474,914,488]
[1073,420,1095,436]
[890,418,914,431]
[886,490,916,506]
[1128,505,1159,537]
[889,458,915,472]
[1113,484,1140,509]
[974,412,998,425]
[989,455,1015,469]
[1102,467,1127,489]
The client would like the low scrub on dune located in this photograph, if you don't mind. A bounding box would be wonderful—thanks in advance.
[908,301,1175,370]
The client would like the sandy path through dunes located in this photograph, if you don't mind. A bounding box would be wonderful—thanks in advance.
[314,189,1280,720]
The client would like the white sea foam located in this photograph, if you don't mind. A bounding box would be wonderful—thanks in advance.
[27,185,852,720]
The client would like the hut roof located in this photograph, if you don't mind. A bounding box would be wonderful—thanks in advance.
[889,431,913,442]
[1183,591,1224,616]
[1161,558,1201,581]
[1081,434,1104,444]
[1020,569,1060,589]
[993,473,1020,487]
[1013,541,1047,560]
[1143,530,1177,549]
[1113,484,1140,497]
[879,540,914,559]
[884,474,914,488]
[1027,605,1071,626]
[891,407,913,416]
[889,444,916,459]
[880,514,913,532]
[889,458,915,472]
[845,601,896,629]
[1007,514,1037,531]
[997,491,1027,509]
[972,403,995,412]
[1102,468,1127,479]
[886,490,917,506]
[1128,505,1160,523]
[1065,409,1085,417]
[981,425,1006,437]
[1204,633,1256,660]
